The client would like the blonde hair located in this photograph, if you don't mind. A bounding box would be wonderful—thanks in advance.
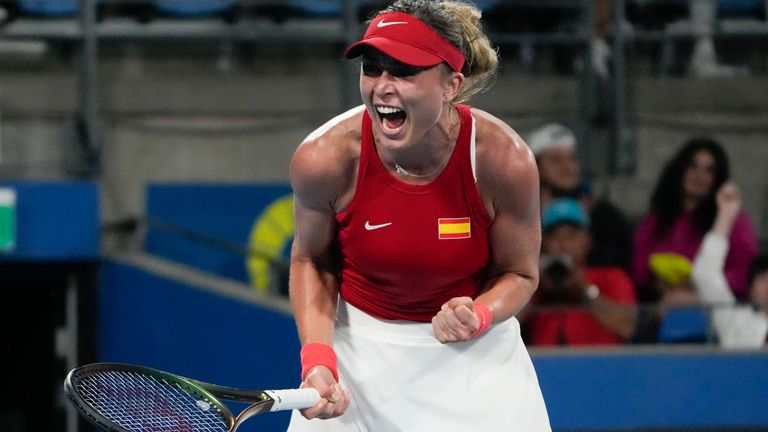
[381,0,499,103]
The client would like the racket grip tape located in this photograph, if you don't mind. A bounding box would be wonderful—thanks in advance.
[264,388,321,412]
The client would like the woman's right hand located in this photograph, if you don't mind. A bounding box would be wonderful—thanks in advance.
[299,366,349,420]
[714,181,741,235]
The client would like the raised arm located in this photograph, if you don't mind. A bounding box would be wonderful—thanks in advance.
[692,181,741,305]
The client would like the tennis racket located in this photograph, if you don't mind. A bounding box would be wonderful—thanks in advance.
[64,362,320,432]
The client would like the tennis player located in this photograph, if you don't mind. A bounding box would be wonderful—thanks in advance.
[287,0,551,430]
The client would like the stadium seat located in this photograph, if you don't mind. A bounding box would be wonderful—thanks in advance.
[19,0,80,16]
[658,306,711,343]
[154,0,237,17]
[287,0,499,18]
[287,0,381,18]
[718,0,764,16]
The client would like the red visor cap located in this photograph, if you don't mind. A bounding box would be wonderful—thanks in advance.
[344,12,465,73]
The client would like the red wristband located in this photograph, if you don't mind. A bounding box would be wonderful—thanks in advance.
[300,342,339,382]
[471,303,493,338]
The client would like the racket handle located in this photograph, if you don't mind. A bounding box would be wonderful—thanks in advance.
[264,388,321,412]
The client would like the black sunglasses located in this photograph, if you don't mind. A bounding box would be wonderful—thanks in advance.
[360,55,436,78]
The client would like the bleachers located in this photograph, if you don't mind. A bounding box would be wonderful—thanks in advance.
[0,3,767,429]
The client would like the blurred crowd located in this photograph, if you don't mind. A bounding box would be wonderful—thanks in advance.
[1,1,766,77]
[519,123,767,349]
[2,1,765,349]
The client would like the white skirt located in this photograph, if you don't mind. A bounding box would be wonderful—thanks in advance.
[287,300,551,432]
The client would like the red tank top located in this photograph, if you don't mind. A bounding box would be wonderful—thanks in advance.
[335,104,492,322]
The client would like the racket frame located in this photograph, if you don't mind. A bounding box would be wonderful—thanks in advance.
[64,362,280,432]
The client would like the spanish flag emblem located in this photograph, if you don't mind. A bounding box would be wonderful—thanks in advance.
[438,217,471,240]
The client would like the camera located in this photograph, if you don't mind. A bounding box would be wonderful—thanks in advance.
[537,254,584,305]
[540,254,573,286]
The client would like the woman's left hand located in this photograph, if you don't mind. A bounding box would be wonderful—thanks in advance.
[431,296,481,343]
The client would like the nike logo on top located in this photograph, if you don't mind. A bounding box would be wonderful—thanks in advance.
[377,19,408,28]
[365,221,392,231]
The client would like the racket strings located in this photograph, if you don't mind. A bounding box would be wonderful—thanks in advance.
[76,370,230,432]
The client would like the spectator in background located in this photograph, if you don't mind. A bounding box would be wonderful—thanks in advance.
[591,0,614,78]
[527,123,633,271]
[692,181,768,348]
[628,0,757,76]
[590,0,634,78]
[522,198,637,346]
[686,0,754,77]
[632,137,758,303]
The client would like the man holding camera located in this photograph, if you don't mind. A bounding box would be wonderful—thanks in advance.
[526,123,633,272]
[522,198,638,346]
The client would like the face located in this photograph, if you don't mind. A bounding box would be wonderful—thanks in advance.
[751,270,768,308]
[682,150,717,202]
[542,224,591,265]
[537,146,581,192]
[359,50,461,150]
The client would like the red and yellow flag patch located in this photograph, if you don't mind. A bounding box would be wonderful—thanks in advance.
[438,217,471,240]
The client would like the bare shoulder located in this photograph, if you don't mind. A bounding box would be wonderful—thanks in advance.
[470,107,538,193]
[290,106,365,212]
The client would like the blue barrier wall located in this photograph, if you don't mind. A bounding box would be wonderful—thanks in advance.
[99,259,768,431]
[145,183,293,283]
[99,260,301,432]
[0,180,99,260]
[535,350,768,430]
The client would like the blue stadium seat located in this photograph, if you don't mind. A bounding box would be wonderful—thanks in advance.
[288,0,376,18]
[288,1,500,18]
[658,306,710,343]
[474,0,501,13]
[674,0,765,16]
[718,0,763,15]
[19,0,80,16]
[154,0,236,17]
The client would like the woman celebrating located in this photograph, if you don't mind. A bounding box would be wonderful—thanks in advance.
[631,137,758,302]
[287,0,550,430]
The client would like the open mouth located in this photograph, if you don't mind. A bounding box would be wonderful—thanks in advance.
[376,105,406,134]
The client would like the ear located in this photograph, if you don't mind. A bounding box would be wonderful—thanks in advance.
[442,70,465,102]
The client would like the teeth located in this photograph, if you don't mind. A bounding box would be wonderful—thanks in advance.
[376,106,403,115]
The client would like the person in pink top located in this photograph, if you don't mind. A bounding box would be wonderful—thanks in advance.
[632,137,758,303]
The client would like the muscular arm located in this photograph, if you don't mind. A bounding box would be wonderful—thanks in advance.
[290,190,340,347]
[432,111,541,342]
[289,108,361,345]
[288,109,361,418]
[475,118,541,322]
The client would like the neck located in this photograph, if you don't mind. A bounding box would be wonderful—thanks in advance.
[384,104,459,178]
[392,141,454,178]
[683,195,700,212]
